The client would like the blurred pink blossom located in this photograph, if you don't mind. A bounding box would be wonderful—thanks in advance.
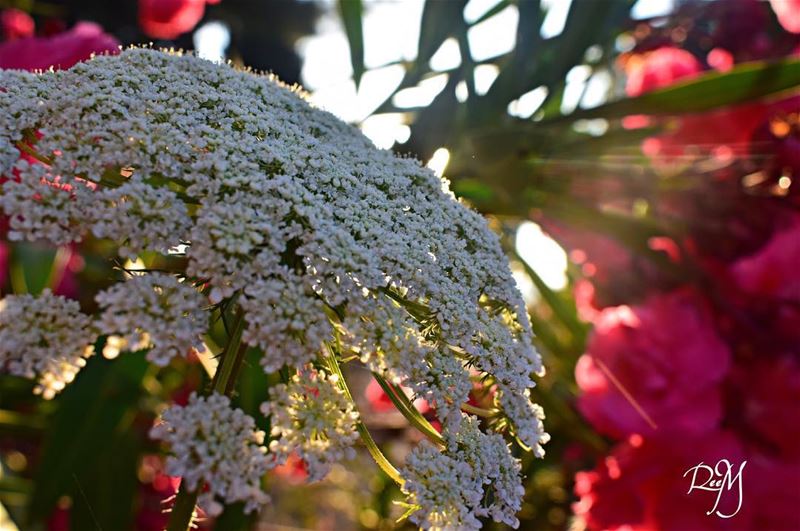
[771,0,800,33]
[1,9,34,41]
[732,356,800,460]
[624,47,702,97]
[731,215,800,343]
[0,22,118,71]
[138,0,220,40]
[573,430,752,531]
[576,290,730,438]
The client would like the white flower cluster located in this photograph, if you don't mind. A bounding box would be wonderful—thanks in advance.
[91,181,191,260]
[0,49,548,526]
[262,370,359,481]
[150,392,272,516]
[95,273,207,366]
[0,290,95,399]
[402,416,525,530]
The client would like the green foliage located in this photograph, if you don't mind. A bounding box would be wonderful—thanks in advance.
[339,0,365,89]
[27,351,150,529]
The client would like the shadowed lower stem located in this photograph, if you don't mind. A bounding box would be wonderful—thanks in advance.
[166,309,247,531]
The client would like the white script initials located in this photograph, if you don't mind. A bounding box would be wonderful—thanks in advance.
[683,459,746,518]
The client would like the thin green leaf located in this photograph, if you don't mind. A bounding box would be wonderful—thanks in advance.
[468,0,510,26]
[416,0,468,71]
[555,57,800,122]
[27,351,149,526]
[338,0,365,89]
[69,432,140,531]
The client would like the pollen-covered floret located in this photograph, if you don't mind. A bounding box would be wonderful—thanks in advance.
[150,392,272,516]
[95,273,206,366]
[261,369,360,482]
[0,290,95,399]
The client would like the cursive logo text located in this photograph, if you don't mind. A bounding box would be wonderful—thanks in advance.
[683,459,746,518]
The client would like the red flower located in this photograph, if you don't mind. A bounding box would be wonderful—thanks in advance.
[1,8,34,41]
[138,0,219,40]
[576,290,730,438]
[0,22,118,71]
[771,0,800,33]
[624,47,702,97]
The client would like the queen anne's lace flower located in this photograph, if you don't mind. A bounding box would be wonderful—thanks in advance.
[0,49,548,526]
[150,392,272,516]
[95,273,206,366]
[0,290,95,399]
[402,415,526,530]
[262,370,360,481]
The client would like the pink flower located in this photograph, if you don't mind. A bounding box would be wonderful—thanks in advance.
[731,215,800,343]
[771,0,800,33]
[138,0,219,40]
[0,22,118,71]
[731,356,800,460]
[576,290,730,438]
[707,48,734,72]
[746,454,800,531]
[365,378,395,413]
[574,432,754,531]
[1,8,34,41]
[624,47,703,97]
[733,215,800,300]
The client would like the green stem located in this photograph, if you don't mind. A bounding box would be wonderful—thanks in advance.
[460,403,495,418]
[371,372,445,446]
[325,349,404,485]
[166,309,247,531]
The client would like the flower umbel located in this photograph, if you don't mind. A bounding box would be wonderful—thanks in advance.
[95,272,207,366]
[262,369,360,482]
[150,392,272,517]
[0,290,95,399]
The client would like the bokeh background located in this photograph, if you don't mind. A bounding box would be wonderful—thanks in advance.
[1,0,799,530]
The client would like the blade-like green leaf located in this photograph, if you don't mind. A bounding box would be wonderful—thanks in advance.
[555,57,800,121]
[27,351,149,526]
[416,0,467,71]
[69,431,140,531]
[338,0,365,89]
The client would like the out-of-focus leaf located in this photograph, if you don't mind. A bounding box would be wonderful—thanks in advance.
[214,501,258,531]
[476,0,543,121]
[69,431,139,531]
[554,57,800,121]
[0,409,45,435]
[338,0,365,89]
[516,253,585,339]
[27,352,149,527]
[468,0,510,26]
[416,0,467,72]
[233,347,270,432]
[403,73,462,161]
[9,243,58,295]
[0,500,21,531]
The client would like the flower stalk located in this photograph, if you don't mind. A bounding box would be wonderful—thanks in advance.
[325,348,403,485]
[166,308,247,531]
